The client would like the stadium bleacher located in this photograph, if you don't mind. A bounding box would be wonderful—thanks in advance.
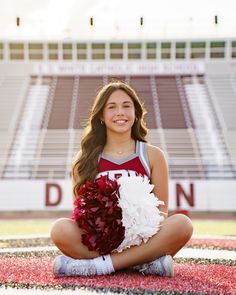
[0,74,235,180]
[0,39,236,183]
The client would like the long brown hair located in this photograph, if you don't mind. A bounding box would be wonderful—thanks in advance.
[72,80,148,198]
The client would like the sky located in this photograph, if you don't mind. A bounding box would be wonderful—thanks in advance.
[0,0,236,40]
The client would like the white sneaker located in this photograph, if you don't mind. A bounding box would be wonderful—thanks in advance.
[133,255,174,277]
[53,255,97,277]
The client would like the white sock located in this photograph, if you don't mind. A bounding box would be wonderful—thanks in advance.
[93,255,115,275]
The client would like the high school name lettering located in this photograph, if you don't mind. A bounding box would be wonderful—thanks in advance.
[45,182,195,208]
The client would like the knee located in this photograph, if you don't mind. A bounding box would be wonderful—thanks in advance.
[173,214,193,241]
[50,218,71,245]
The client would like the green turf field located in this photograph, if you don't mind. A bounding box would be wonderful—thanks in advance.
[192,220,236,236]
[0,219,52,236]
[0,219,235,236]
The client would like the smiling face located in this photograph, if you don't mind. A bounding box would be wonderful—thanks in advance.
[101,89,135,136]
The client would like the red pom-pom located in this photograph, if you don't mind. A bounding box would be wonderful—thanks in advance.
[72,175,125,255]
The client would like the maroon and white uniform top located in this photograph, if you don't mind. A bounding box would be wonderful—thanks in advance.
[97,140,151,180]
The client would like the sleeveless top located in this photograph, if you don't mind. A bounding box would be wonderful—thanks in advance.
[97,140,151,180]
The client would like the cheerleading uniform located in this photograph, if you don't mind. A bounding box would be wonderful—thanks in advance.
[72,141,164,255]
[97,140,151,180]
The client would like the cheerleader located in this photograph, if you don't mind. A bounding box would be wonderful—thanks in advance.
[51,80,193,277]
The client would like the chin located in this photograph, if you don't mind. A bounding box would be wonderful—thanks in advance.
[108,127,131,135]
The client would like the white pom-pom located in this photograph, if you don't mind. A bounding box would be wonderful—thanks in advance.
[115,175,164,252]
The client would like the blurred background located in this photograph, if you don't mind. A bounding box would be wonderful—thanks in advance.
[0,0,236,217]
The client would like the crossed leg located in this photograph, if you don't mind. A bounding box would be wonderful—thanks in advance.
[50,213,193,271]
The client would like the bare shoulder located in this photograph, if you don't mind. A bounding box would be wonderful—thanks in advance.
[146,143,166,159]
[146,143,167,168]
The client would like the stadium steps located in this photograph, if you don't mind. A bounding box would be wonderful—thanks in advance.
[130,76,157,128]
[155,76,188,129]
[164,129,205,179]
[0,75,28,130]
[176,75,195,129]
[0,75,29,178]
[32,129,71,179]
[0,130,15,178]
[223,130,236,172]
[73,76,103,128]
[3,76,50,179]
[184,75,235,179]
[47,76,74,129]
[206,74,236,129]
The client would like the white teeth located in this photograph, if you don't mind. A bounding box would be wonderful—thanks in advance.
[115,120,126,124]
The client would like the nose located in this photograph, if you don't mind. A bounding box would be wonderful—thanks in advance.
[117,106,124,116]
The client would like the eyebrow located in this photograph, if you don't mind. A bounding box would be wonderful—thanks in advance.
[106,100,133,105]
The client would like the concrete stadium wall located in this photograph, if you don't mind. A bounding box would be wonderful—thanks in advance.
[0,180,235,212]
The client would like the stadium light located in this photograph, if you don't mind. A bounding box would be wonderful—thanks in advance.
[16,17,20,27]
[140,17,144,26]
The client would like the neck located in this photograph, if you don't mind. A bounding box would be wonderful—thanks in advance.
[104,133,135,156]
[106,133,134,148]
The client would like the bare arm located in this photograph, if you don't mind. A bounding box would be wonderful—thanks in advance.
[147,144,169,217]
